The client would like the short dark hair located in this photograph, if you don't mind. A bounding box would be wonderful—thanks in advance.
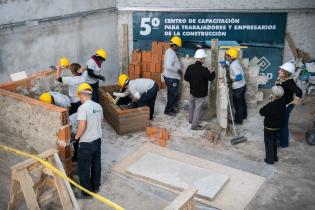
[69,63,81,75]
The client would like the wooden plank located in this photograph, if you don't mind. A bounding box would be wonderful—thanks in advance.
[285,32,299,58]
[122,24,129,74]
[16,169,40,210]
[38,188,58,208]
[164,188,197,210]
[49,157,73,210]
[53,153,80,210]
[7,177,22,210]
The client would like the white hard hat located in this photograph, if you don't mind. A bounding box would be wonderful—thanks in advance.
[194,49,207,59]
[271,86,284,98]
[279,62,295,74]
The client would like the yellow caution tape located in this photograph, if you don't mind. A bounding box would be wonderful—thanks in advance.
[0,144,125,210]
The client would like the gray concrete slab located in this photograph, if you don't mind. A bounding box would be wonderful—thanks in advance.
[126,152,229,200]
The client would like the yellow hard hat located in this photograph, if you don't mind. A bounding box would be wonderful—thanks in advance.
[226,48,239,59]
[39,93,52,104]
[118,74,129,87]
[170,36,182,47]
[59,57,70,68]
[77,83,93,95]
[95,49,107,59]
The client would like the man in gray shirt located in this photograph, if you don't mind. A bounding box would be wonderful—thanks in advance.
[74,83,103,197]
[163,36,182,116]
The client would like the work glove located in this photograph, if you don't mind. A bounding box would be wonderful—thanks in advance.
[99,75,105,82]
[291,97,302,105]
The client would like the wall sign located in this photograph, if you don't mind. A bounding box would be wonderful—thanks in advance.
[133,12,287,43]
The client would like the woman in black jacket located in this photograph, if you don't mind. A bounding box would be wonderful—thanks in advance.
[275,62,303,148]
[259,86,286,164]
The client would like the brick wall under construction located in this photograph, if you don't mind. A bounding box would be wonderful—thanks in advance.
[0,70,73,175]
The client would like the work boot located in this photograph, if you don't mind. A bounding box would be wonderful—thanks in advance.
[191,125,204,130]
[164,111,177,117]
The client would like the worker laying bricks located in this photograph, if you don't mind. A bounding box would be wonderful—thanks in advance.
[184,49,215,130]
[259,86,286,165]
[163,36,183,116]
[275,62,303,148]
[74,82,103,198]
[39,91,71,108]
[82,49,107,103]
[224,47,247,124]
[56,60,86,115]
[114,74,158,120]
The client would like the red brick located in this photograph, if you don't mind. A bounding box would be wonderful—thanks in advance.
[155,63,162,73]
[161,82,166,89]
[151,73,161,82]
[58,125,71,141]
[150,63,156,73]
[141,63,147,73]
[142,72,151,78]
[57,144,73,160]
[146,63,151,72]
[63,158,73,176]
[142,51,152,62]
[146,127,158,136]
[159,138,167,147]
[135,64,141,76]
[131,51,137,64]
[152,42,163,56]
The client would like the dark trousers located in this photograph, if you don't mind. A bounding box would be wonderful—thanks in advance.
[89,82,99,103]
[164,76,179,113]
[264,128,279,163]
[137,83,158,120]
[278,104,294,148]
[232,85,247,123]
[77,138,101,195]
[69,101,82,115]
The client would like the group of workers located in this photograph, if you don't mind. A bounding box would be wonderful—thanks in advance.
[36,35,302,197]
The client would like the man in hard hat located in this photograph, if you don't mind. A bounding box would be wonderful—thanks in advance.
[56,61,86,115]
[259,86,286,164]
[74,83,103,197]
[113,74,158,120]
[82,49,107,103]
[163,36,183,116]
[39,92,71,108]
[275,62,302,147]
[184,49,215,130]
[225,47,247,124]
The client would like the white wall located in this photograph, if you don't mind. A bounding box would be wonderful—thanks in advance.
[0,1,119,84]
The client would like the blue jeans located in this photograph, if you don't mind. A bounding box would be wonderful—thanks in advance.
[232,85,247,123]
[78,138,101,195]
[278,104,294,148]
[164,76,179,113]
[137,83,158,120]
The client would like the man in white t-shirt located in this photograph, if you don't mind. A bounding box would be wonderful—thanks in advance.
[225,47,247,124]
[82,49,107,103]
[113,74,158,120]
[74,83,103,197]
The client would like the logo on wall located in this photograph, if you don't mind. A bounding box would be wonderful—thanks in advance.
[250,56,271,72]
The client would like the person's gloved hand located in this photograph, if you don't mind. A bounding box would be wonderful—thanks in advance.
[99,75,105,82]
[113,92,119,97]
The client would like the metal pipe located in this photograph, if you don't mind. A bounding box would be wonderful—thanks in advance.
[0,7,117,30]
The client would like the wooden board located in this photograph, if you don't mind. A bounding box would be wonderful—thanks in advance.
[113,144,265,210]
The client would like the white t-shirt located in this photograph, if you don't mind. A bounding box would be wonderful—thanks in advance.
[77,100,103,142]
[49,92,71,108]
[83,58,101,84]
[128,79,155,100]
[229,60,246,89]
[163,48,182,80]
[69,113,78,134]
[62,76,86,103]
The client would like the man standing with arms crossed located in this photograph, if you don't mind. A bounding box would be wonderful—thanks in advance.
[74,83,103,198]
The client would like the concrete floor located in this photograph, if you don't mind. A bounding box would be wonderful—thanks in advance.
[0,90,314,210]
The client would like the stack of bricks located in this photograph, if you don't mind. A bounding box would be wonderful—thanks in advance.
[129,41,169,89]
[57,125,73,175]
[146,126,169,147]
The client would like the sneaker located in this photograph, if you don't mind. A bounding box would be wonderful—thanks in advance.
[191,125,204,130]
